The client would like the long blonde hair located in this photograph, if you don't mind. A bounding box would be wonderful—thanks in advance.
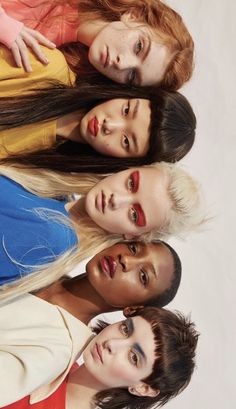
[0,162,204,301]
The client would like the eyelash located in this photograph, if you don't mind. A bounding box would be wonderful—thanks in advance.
[139,269,149,287]
[128,69,136,85]
[128,242,138,255]
[128,175,135,192]
[123,100,130,116]
[129,350,138,366]
[120,321,129,337]
[130,206,138,224]
[123,135,130,151]
[135,39,143,55]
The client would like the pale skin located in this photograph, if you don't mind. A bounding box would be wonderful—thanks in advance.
[56,98,151,158]
[64,167,171,240]
[65,316,158,409]
[6,10,172,85]
[10,26,56,72]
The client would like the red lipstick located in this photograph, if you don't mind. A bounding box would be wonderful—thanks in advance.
[100,256,117,278]
[88,116,99,137]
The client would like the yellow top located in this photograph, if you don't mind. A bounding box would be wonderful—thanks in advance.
[0,45,75,158]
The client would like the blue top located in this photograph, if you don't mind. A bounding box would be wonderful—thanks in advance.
[0,176,78,285]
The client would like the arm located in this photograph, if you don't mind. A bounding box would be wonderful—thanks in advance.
[0,6,23,48]
[0,6,56,72]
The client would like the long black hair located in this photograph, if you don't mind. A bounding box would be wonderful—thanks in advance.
[0,81,196,173]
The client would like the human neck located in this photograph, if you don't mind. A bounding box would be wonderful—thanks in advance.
[35,274,114,325]
[66,364,106,409]
[77,19,107,47]
[56,113,86,143]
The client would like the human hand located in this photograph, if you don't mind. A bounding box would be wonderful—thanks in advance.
[10,26,56,72]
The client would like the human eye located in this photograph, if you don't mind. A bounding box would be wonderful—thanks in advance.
[129,350,138,366]
[139,268,149,287]
[123,100,130,116]
[134,39,143,55]
[127,69,136,85]
[123,135,130,151]
[128,242,138,255]
[127,171,139,193]
[120,321,129,337]
[130,206,138,224]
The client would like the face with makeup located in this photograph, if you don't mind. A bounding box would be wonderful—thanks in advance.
[88,13,171,86]
[83,316,157,395]
[85,167,171,237]
[79,98,151,158]
[86,242,174,307]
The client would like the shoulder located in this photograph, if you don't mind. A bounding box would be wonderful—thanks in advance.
[0,45,74,95]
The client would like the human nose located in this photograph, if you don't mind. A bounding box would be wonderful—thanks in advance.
[103,338,127,354]
[118,254,136,272]
[113,52,136,70]
[108,192,131,210]
[102,118,124,135]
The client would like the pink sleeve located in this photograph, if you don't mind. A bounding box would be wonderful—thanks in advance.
[0,6,23,48]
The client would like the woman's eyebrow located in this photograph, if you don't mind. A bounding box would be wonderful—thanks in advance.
[132,99,140,119]
[133,342,147,363]
[142,33,151,62]
[126,317,134,335]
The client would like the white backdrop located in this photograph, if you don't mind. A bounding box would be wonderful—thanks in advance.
[76,1,236,408]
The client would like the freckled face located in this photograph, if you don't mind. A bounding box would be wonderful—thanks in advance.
[83,316,156,388]
[86,242,174,307]
[88,17,171,86]
[79,98,151,158]
[84,167,171,237]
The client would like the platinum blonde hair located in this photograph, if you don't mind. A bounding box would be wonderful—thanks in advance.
[0,162,205,302]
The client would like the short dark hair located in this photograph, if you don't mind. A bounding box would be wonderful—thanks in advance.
[93,306,199,409]
[146,240,182,308]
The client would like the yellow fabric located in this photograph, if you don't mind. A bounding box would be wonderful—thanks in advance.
[0,45,75,158]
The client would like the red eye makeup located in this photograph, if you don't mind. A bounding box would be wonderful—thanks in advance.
[133,203,146,227]
[129,170,139,193]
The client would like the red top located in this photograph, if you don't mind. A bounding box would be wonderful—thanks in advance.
[3,378,67,409]
[3,364,79,409]
[0,0,79,47]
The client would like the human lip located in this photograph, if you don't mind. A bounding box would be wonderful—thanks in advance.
[88,116,99,137]
[92,342,103,363]
[102,46,110,68]
[100,256,117,278]
[95,190,106,213]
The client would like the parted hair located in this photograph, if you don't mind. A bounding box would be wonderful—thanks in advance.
[93,306,199,409]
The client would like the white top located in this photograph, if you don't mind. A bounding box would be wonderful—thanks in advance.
[0,293,93,406]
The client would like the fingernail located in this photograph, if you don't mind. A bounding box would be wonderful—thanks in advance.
[44,58,49,64]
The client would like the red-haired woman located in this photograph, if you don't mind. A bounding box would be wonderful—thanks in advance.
[0,0,194,90]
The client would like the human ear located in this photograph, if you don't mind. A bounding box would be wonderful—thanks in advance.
[128,383,160,398]
[123,305,144,317]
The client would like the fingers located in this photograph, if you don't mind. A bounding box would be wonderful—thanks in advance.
[20,30,49,66]
[11,38,32,72]
[24,27,56,49]
[10,27,56,72]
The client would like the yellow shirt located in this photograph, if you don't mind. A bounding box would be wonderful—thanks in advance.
[0,45,75,158]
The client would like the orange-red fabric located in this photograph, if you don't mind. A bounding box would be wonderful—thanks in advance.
[3,378,67,409]
[0,1,79,46]
[2,364,79,409]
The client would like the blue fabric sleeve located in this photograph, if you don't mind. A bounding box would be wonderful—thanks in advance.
[0,176,78,285]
